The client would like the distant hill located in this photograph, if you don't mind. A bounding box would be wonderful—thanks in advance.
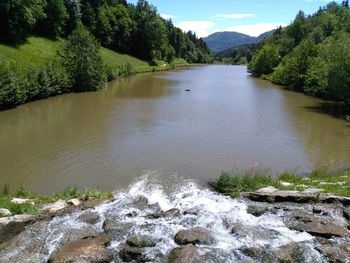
[203,30,274,53]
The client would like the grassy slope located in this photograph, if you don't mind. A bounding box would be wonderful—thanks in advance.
[0,37,187,72]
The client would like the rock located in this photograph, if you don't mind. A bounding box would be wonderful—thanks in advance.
[198,248,239,262]
[184,207,201,216]
[344,207,350,221]
[246,204,271,217]
[67,198,81,207]
[302,188,324,194]
[284,211,350,238]
[319,195,350,206]
[82,198,106,209]
[77,211,100,224]
[48,235,112,263]
[317,242,350,262]
[127,236,157,248]
[174,227,214,245]
[274,243,324,263]
[11,198,35,205]
[42,200,68,214]
[146,208,181,219]
[168,244,200,263]
[0,214,36,243]
[280,182,293,187]
[103,219,134,239]
[256,186,278,193]
[119,244,144,262]
[231,223,279,240]
[240,247,277,263]
[0,208,12,217]
[241,190,319,203]
[312,203,344,217]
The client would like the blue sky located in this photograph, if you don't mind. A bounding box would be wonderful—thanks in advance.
[128,0,341,37]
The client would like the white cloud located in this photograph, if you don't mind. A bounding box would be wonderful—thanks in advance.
[215,13,255,19]
[176,21,216,37]
[160,13,175,20]
[226,23,287,37]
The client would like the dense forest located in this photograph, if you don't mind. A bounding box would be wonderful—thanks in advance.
[248,1,350,111]
[0,0,212,110]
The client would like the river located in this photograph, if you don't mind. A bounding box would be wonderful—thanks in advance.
[0,65,349,193]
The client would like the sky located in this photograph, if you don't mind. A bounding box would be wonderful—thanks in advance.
[128,0,342,37]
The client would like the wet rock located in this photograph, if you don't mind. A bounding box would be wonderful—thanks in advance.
[168,244,200,263]
[119,243,145,262]
[274,243,324,263]
[246,204,271,217]
[174,227,214,245]
[103,219,134,239]
[319,195,350,206]
[82,198,107,209]
[146,208,181,219]
[312,203,344,217]
[127,235,157,248]
[240,247,277,263]
[183,207,201,216]
[343,207,350,221]
[42,200,68,214]
[67,198,81,207]
[317,241,350,262]
[241,190,318,203]
[284,211,350,238]
[231,223,279,240]
[0,208,12,217]
[48,235,113,263]
[77,211,100,224]
[198,248,239,262]
[0,214,36,243]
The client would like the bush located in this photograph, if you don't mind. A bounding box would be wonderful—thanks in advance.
[0,62,25,109]
[58,25,103,91]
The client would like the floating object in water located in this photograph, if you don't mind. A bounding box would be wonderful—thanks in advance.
[185,89,191,92]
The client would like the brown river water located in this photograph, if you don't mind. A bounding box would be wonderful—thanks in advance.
[0,65,349,193]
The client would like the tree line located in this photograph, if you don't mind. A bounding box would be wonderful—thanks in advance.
[248,1,350,110]
[0,0,212,63]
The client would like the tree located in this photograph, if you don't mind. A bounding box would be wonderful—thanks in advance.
[248,45,280,77]
[35,0,69,37]
[58,25,103,91]
[0,0,46,43]
[64,0,81,35]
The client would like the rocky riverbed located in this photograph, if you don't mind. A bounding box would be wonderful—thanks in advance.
[0,178,349,263]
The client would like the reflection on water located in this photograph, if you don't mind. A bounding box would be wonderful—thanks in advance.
[0,66,349,193]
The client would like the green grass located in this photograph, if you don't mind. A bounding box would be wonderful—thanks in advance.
[210,168,350,197]
[0,186,112,216]
[0,36,187,73]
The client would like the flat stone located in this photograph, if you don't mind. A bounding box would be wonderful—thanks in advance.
[302,188,324,194]
[77,211,100,224]
[48,235,112,263]
[127,235,157,248]
[42,200,68,214]
[174,227,214,245]
[0,208,12,217]
[231,223,279,240]
[284,211,350,238]
[11,198,34,205]
[67,198,81,207]
[168,244,200,263]
[119,243,145,262]
[256,186,278,193]
[317,242,350,262]
[241,191,318,203]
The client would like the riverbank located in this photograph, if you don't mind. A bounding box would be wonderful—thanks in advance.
[0,37,190,110]
[1,172,349,262]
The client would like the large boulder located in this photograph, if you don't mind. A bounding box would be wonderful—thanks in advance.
[0,214,36,243]
[231,223,279,240]
[273,243,324,263]
[126,235,157,248]
[146,208,181,219]
[241,190,318,204]
[240,247,277,263]
[284,211,350,238]
[118,244,145,262]
[317,241,350,262]
[48,235,113,263]
[168,244,200,263]
[77,211,100,225]
[42,200,68,214]
[174,227,214,245]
